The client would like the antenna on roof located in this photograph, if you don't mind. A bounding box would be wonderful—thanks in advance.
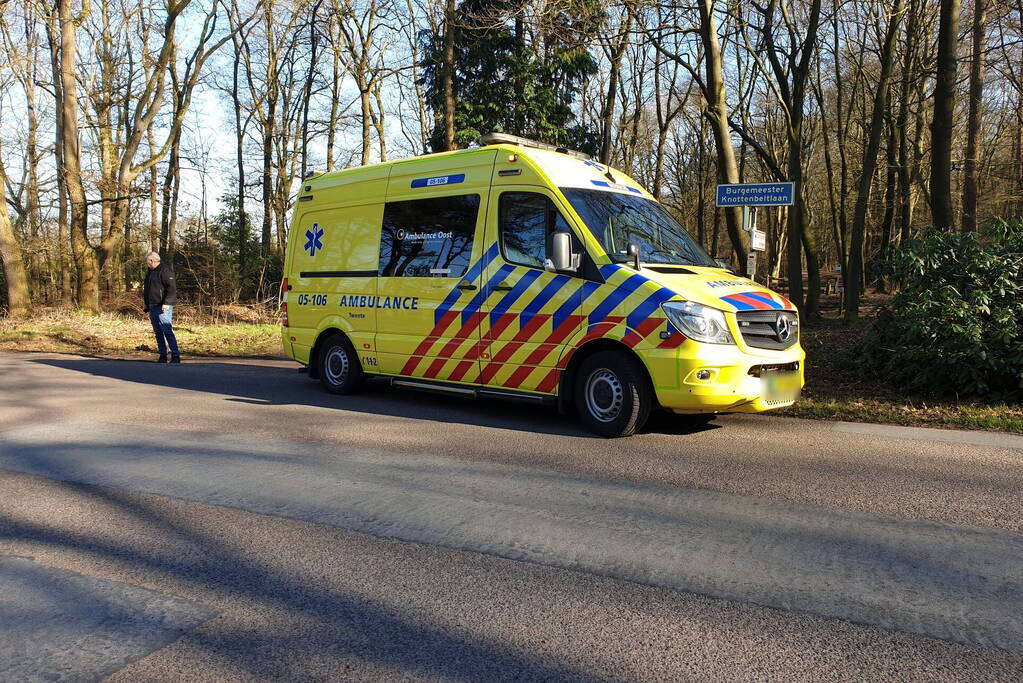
[478,132,591,161]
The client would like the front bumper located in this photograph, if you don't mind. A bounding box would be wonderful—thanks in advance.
[641,339,805,414]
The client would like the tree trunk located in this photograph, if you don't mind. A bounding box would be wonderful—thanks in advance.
[57,0,99,313]
[791,0,823,317]
[442,0,456,151]
[830,5,852,305]
[961,0,987,233]
[905,97,929,243]
[148,128,160,252]
[817,62,845,283]
[877,118,899,292]
[57,177,71,306]
[300,4,319,180]
[360,82,372,165]
[896,0,918,245]
[95,0,119,295]
[929,0,961,230]
[697,118,706,247]
[1017,98,1023,217]
[327,36,340,170]
[598,12,632,165]
[0,150,30,318]
[786,134,806,311]
[261,102,275,255]
[21,23,42,302]
[233,41,248,278]
[161,128,182,256]
[103,193,131,295]
[44,5,73,306]
[847,0,903,321]
[698,0,745,268]
[373,82,387,162]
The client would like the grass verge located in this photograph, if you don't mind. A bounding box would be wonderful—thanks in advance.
[782,396,1023,433]
[0,309,283,358]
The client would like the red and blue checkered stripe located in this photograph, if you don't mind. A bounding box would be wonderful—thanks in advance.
[720,291,786,311]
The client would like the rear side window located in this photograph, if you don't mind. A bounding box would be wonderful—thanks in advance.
[379,194,479,277]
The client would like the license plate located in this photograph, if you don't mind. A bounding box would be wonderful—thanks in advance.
[762,369,801,403]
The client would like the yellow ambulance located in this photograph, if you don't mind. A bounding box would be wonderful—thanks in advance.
[282,133,804,436]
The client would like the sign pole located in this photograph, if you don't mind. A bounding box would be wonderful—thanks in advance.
[716,182,792,281]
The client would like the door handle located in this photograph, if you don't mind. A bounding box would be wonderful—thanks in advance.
[492,281,514,291]
[456,281,477,291]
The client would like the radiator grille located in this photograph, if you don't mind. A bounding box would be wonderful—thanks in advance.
[735,310,799,350]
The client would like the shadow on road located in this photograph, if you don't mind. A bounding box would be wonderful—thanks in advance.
[29,356,721,439]
[3,432,1023,668]
[0,465,603,681]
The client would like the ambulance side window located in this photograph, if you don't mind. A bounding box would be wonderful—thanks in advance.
[378,194,479,277]
[500,192,571,270]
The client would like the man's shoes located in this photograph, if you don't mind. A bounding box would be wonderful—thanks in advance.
[157,355,168,363]
[170,356,181,364]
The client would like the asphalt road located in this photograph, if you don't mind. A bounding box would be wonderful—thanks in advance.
[1,351,1022,681]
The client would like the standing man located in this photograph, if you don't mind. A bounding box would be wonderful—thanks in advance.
[143,252,180,363]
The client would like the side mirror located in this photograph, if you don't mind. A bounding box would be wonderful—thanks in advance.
[548,231,576,273]
[627,242,641,270]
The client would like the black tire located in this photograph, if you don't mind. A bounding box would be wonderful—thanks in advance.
[574,350,653,437]
[317,334,365,395]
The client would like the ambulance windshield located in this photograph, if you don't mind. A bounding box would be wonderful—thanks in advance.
[561,188,716,267]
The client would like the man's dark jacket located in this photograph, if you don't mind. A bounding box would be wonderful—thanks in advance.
[143,262,177,312]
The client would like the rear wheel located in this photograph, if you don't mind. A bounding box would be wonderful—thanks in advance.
[318,334,365,395]
[574,351,653,437]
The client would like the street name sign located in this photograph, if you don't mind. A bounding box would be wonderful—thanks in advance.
[716,182,794,207]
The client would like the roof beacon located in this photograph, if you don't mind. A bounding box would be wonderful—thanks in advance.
[478,132,591,161]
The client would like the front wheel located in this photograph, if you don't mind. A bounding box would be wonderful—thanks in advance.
[318,334,365,395]
[574,351,653,437]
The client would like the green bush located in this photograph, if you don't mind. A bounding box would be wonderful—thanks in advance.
[862,218,1023,399]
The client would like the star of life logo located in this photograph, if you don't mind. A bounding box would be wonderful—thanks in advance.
[304,224,324,256]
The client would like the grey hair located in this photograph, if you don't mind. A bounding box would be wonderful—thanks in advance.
[145,251,161,263]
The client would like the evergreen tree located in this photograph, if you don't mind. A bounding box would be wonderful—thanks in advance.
[423,0,601,153]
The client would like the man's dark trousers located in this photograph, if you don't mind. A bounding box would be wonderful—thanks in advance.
[149,306,179,358]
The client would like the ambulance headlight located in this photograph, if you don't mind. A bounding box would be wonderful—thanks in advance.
[660,301,734,345]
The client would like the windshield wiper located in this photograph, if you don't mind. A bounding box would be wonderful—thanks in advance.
[643,260,696,267]
[644,249,699,266]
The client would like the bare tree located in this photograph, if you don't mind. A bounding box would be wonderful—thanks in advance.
[643,1,748,268]
[847,0,905,320]
[334,0,396,165]
[235,0,310,257]
[54,0,98,311]
[729,0,824,315]
[596,4,634,165]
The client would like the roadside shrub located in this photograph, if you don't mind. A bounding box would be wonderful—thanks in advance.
[862,218,1023,400]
